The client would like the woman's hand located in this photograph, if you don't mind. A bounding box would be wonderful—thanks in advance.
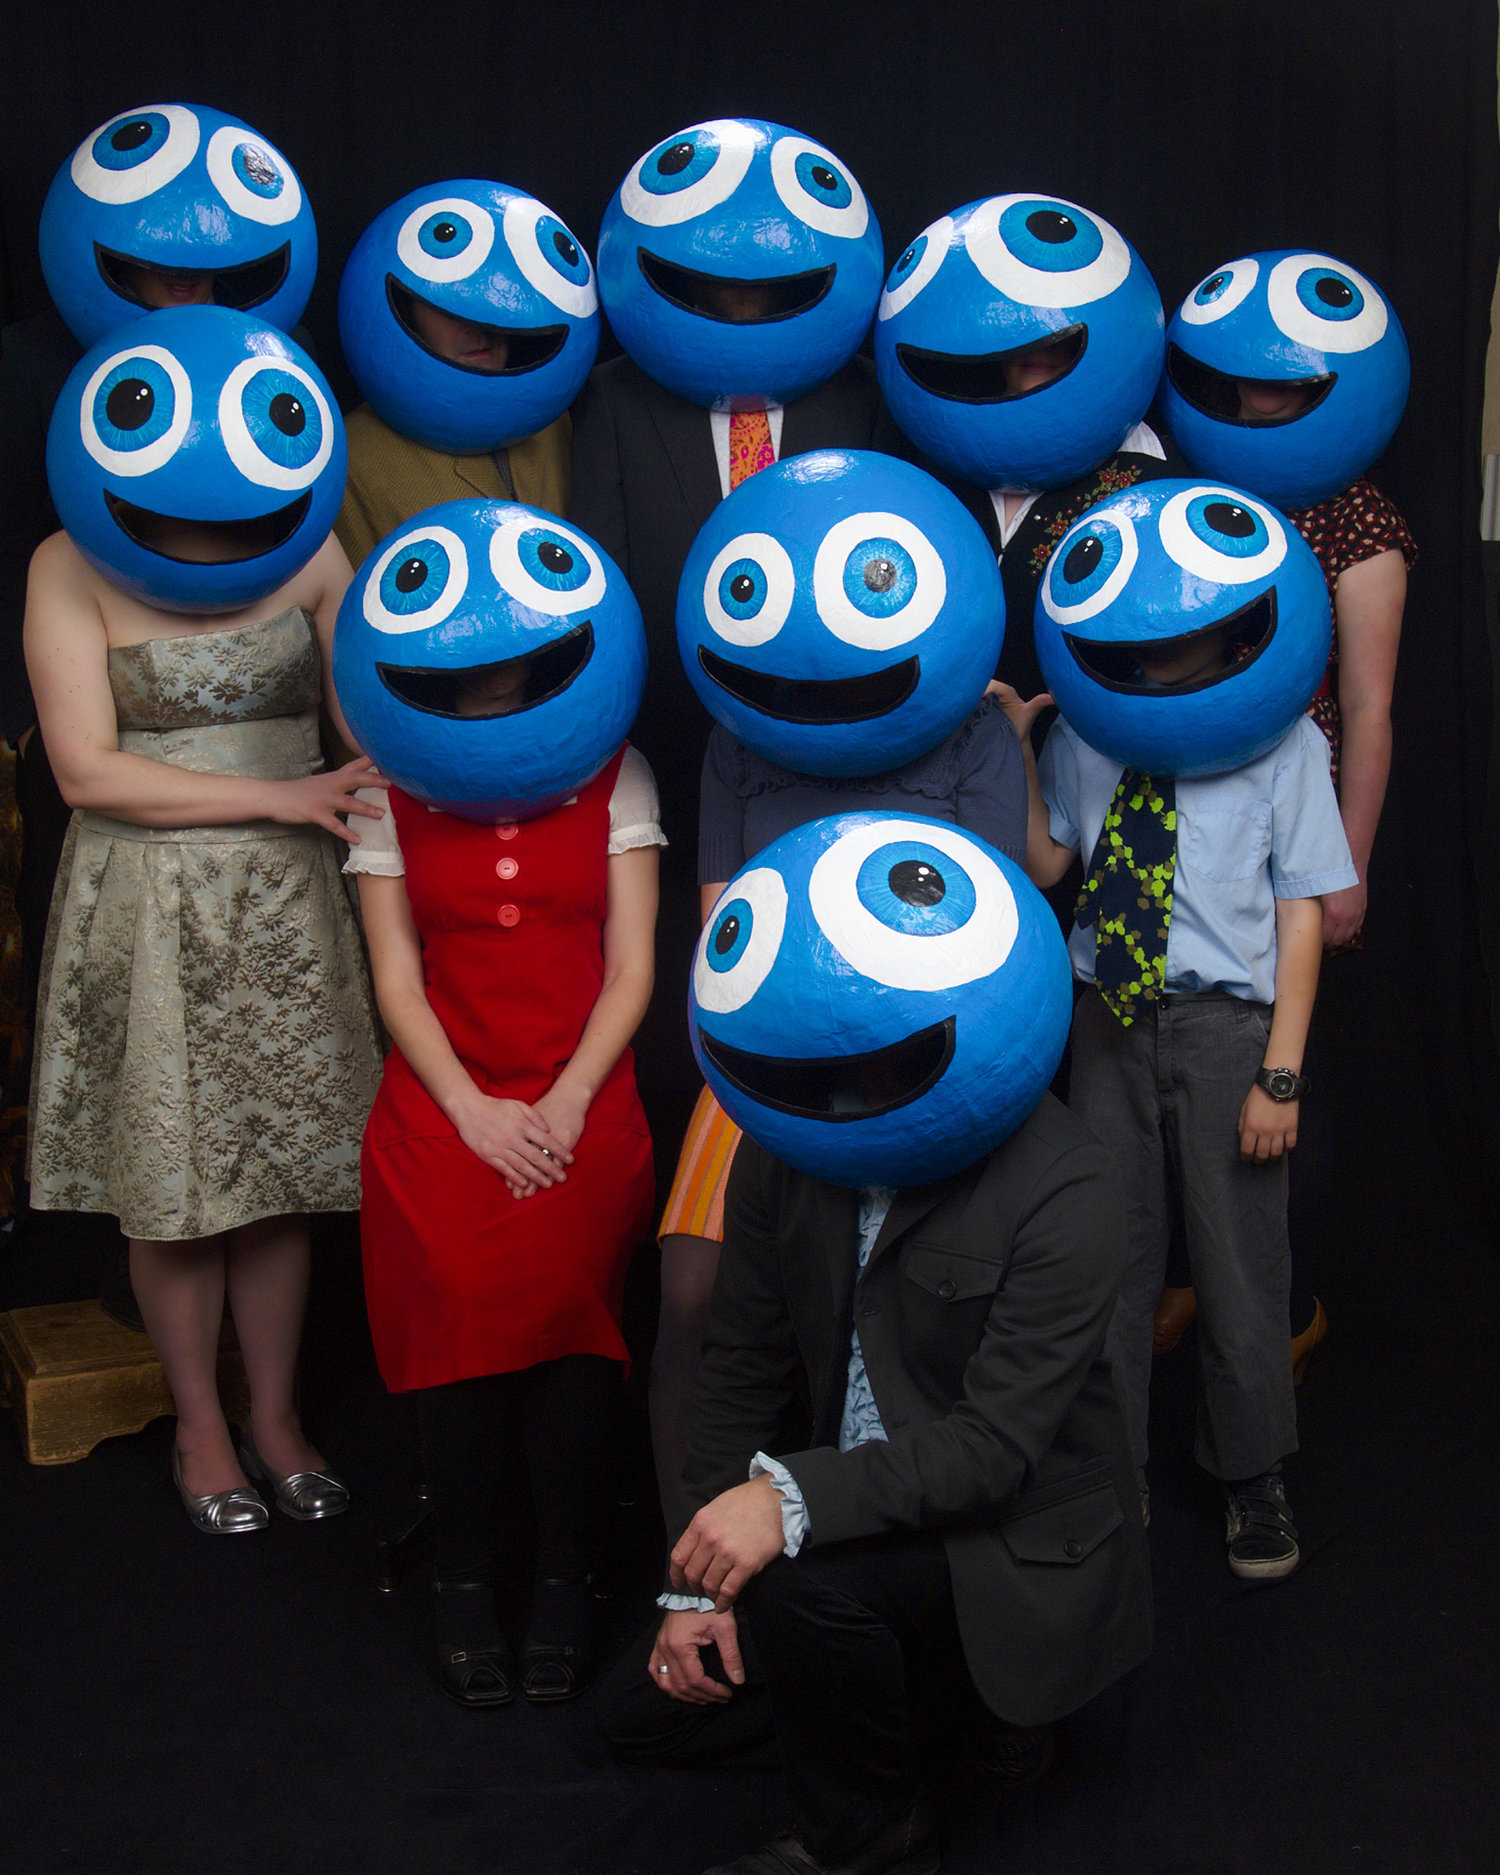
[986,679,1055,740]
[532,1083,588,1162]
[267,757,388,842]
[451,1091,565,1198]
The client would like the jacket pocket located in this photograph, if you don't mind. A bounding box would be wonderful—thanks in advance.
[901,1241,1006,1303]
[1000,1472,1123,1566]
[1179,799,1272,884]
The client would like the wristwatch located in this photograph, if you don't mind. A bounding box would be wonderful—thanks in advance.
[1255,1066,1310,1102]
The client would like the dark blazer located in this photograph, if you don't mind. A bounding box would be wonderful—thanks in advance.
[675,1093,1152,1728]
[570,352,905,865]
[940,431,1188,702]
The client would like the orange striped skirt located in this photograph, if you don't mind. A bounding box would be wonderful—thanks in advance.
[658,1084,742,1243]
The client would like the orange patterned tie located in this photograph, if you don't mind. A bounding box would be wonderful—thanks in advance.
[728,407,775,489]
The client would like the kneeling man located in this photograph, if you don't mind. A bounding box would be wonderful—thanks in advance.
[605,815,1151,1875]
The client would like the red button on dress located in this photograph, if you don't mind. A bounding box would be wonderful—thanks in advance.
[495,857,518,880]
[497,903,521,927]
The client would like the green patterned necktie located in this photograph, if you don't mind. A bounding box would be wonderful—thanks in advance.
[1075,770,1177,1025]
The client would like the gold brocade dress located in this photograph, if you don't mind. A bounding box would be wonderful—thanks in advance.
[26,607,382,1240]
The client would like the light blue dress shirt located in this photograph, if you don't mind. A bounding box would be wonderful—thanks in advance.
[1038,714,1358,1004]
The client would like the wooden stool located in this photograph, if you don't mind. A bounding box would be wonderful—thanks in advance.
[0,1299,249,1466]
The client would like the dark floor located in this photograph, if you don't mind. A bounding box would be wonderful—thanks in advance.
[3,1062,1498,1871]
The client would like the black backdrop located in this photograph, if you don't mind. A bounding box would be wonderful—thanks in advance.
[2,0,1497,1219]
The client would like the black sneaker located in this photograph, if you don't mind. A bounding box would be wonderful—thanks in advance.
[1225,1470,1300,1581]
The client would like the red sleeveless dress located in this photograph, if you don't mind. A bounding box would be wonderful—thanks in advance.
[360,749,654,1391]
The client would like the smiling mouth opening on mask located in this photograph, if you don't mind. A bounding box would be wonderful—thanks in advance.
[700,1016,955,1122]
[105,489,310,562]
[385,278,568,375]
[377,622,593,719]
[698,646,920,724]
[637,250,835,323]
[1166,345,1335,425]
[96,242,292,311]
[895,323,1087,403]
[1063,589,1278,694]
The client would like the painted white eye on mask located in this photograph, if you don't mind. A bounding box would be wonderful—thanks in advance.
[694,868,789,1013]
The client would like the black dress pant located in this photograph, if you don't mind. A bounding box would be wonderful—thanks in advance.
[600,1531,972,1863]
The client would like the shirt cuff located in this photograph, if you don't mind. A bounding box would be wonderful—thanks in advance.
[750,1451,808,1557]
[656,1592,717,1613]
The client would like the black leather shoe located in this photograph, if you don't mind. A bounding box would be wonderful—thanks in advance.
[519,1574,597,1704]
[973,1716,1056,1793]
[433,1577,515,1708]
[702,1798,939,1874]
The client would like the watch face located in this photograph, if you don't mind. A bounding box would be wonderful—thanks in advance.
[1263,1068,1299,1100]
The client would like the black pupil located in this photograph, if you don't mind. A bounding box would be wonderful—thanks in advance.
[112,120,154,153]
[899,247,917,271]
[1203,273,1229,297]
[269,392,305,436]
[730,574,756,603]
[863,557,897,594]
[714,915,740,956]
[538,542,574,575]
[105,378,154,431]
[1204,501,1256,539]
[433,221,458,245]
[552,230,579,266]
[1063,535,1104,584]
[1027,210,1077,244]
[395,558,429,594]
[889,860,945,907]
[810,165,839,192]
[1315,275,1354,308]
[657,142,696,176]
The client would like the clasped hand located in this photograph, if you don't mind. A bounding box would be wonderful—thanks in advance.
[453,1091,573,1199]
[668,1473,786,1611]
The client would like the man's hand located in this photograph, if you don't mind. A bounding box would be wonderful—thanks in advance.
[649,1607,745,1705]
[1321,879,1368,949]
[1238,1084,1299,1161]
[669,1473,786,1611]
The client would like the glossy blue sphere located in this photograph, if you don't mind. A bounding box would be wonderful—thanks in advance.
[677,449,1004,777]
[597,119,884,408]
[1034,478,1331,777]
[690,812,1072,1188]
[337,180,600,453]
[874,194,1164,491]
[334,499,646,823]
[47,305,345,613]
[1161,249,1410,509]
[40,104,316,348]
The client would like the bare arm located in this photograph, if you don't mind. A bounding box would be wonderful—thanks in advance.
[987,681,1074,887]
[533,843,659,1155]
[701,881,726,926]
[24,532,383,839]
[357,870,565,1198]
[1238,895,1322,1161]
[1321,549,1404,948]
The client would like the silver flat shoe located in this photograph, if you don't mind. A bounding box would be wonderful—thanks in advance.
[171,1445,268,1535]
[239,1432,350,1521]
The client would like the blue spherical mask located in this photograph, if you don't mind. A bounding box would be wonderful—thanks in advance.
[677,450,1004,777]
[597,119,884,409]
[334,500,646,823]
[874,195,1164,492]
[40,104,316,349]
[47,306,345,613]
[1161,251,1410,510]
[1034,479,1331,777]
[690,813,1072,1188]
[337,181,600,454]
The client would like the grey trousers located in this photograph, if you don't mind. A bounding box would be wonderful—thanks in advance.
[1069,986,1298,1481]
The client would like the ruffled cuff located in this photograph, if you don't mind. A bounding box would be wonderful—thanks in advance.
[750,1451,808,1557]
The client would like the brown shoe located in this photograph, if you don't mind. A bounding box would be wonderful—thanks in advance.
[1152,1285,1197,1354]
[1291,1296,1328,1385]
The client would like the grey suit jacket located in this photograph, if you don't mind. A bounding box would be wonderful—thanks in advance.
[675,1092,1152,1726]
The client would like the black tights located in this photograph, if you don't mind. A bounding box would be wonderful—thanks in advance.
[415,1354,621,1585]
